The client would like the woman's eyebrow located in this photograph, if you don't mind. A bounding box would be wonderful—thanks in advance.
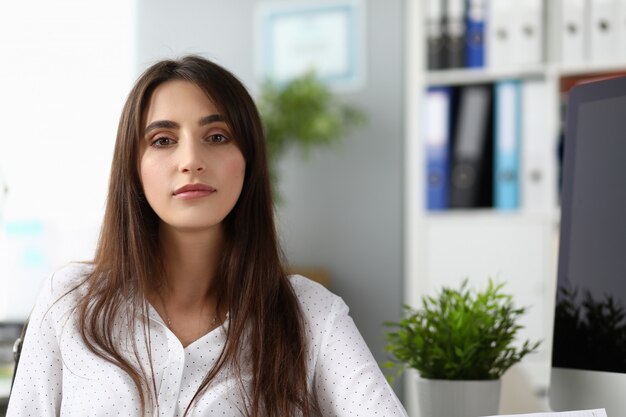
[198,114,225,126]
[144,114,225,135]
[144,120,178,135]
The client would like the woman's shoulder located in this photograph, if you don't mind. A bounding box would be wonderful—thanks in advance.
[288,274,336,302]
[50,262,93,290]
[38,262,93,305]
[24,263,93,330]
[287,275,347,319]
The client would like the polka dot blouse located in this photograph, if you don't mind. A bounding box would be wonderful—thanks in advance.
[7,263,408,416]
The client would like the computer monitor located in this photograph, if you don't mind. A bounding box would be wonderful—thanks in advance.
[550,74,626,415]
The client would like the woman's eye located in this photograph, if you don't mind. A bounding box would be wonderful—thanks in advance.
[208,134,229,144]
[151,136,174,147]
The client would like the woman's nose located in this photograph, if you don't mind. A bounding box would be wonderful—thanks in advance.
[178,138,205,173]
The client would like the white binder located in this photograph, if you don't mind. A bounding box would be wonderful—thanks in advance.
[513,0,544,66]
[615,0,626,62]
[488,0,543,68]
[486,0,516,68]
[559,0,588,66]
[521,80,556,212]
[589,0,620,64]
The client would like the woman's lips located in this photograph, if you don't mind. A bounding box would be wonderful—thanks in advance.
[173,183,216,200]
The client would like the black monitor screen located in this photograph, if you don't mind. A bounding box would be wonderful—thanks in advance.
[553,79,626,373]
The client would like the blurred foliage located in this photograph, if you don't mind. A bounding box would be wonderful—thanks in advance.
[384,279,541,382]
[257,72,367,201]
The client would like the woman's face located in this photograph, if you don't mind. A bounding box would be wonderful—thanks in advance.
[139,80,246,233]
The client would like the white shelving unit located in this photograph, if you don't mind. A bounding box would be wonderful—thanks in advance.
[403,1,626,415]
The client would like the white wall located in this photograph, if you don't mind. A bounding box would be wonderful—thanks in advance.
[0,0,135,319]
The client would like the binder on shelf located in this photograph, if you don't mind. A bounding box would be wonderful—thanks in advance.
[486,0,516,68]
[521,80,555,212]
[559,0,588,66]
[450,85,493,208]
[513,0,544,66]
[493,80,521,210]
[444,0,466,68]
[618,0,626,62]
[424,86,453,211]
[589,0,620,64]
[426,0,446,70]
[465,0,487,68]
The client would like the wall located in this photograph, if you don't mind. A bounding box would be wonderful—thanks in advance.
[136,0,406,399]
[0,0,134,320]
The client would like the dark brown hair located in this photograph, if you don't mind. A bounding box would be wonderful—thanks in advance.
[75,56,319,416]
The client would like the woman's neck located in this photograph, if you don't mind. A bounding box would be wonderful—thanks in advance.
[157,223,224,303]
[152,223,225,346]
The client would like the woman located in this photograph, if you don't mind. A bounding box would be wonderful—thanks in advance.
[7,56,407,417]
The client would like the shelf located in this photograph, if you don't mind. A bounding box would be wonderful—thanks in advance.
[425,207,560,223]
[404,1,626,415]
[426,65,548,86]
[426,62,626,87]
[557,62,626,77]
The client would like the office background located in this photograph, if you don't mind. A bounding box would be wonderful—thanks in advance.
[4,1,622,416]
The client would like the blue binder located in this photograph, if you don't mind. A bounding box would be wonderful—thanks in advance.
[425,86,453,211]
[464,0,486,68]
[493,80,521,210]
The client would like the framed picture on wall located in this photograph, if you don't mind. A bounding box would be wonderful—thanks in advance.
[255,0,365,90]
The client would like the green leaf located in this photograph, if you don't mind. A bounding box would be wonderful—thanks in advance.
[383,278,542,380]
[256,72,367,202]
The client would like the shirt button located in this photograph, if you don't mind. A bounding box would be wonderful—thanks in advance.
[167,391,177,400]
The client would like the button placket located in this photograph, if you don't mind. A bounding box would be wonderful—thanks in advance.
[156,331,186,416]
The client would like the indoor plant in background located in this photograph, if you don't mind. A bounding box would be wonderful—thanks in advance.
[256,72,366,202]
[256,72,366,287]
[385,279,541,417]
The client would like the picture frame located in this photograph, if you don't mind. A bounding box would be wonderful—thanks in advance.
[255,0,365,91]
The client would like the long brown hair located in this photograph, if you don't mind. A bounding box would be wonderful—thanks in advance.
[74,56,319,416]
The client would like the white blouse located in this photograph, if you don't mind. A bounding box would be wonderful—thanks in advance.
[7,263,408,417]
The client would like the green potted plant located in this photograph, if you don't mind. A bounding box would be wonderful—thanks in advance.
[256,72,366,202]
[384,279,541,417]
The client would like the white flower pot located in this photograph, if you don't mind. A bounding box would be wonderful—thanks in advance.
[416,377,501,417]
